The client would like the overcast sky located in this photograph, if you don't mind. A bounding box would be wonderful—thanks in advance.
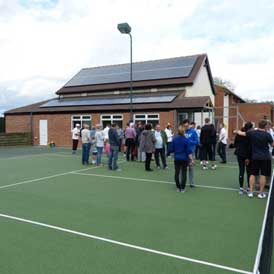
[0,0,274,114]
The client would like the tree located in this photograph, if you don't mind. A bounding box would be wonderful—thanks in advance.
[214,77,235,91]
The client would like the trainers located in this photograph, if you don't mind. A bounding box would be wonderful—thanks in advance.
[258,193,266,199]
[176,188,181,192]
[239,188,244,195]
[211,165,217,170]
[248,192,254,198]
[157,166,161,170]
[181,189,186,193]
[202,166,208,170]
[164,166,168,170]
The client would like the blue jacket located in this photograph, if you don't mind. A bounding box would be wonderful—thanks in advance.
[185,128,199,153]
[168,135,192,161]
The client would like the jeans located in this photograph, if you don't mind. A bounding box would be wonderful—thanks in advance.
[237,156,251,188]
[188,153,195,185]
[126,138,135,161]
[108,145,119,170]
[155,147,167,168]
[217,142,227,162]
[174,160,188,190]
[82,143,91,164]
[96,146,103,166]
[145,153,152,170]
[166,142,172,156]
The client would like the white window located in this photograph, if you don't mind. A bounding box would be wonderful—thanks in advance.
[134,113,159,127]
[71,115,92,129]
[101,114,123,128]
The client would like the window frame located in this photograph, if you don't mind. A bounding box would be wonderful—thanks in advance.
[71,114,92,130]
[133,113,160,125]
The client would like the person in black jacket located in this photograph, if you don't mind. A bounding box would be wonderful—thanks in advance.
[108,123,121,171]
[200,118,217,170]
[234,122,253,194]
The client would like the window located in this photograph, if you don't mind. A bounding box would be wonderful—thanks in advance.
[101,114,123,128]
[71,115,92,129]
[134,113,159,127]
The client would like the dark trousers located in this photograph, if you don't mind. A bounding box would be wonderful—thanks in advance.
[72,139,78,151]
[166,142,172,156]
[201,144,213,161]
[108,145,119,170]
[155,147,167,168]
[237,156,251,188]
[126,138,135,161]
[217,142,226,162]
[174,160,188,190]
[195,145,200,160]
[82,143,91,164]
[145,153,152,170]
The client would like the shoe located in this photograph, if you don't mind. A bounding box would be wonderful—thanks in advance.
[202,166,208,170]
[176,188,181,192]
[181,189,186,193]
[146,168,153,172]
[190,185,195,188]
[248,192,254,198]
[258,193,266,199]
[211,165,217,170]
[239,188,244,195]
[200,161,203,165]
[164,166,168,170]
[157,166,161,170]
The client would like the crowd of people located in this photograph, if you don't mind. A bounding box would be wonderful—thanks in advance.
[71,118,274,199]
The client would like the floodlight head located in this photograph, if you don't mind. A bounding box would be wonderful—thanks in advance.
[117,22,131,34]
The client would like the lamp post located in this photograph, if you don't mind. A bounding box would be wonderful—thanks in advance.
[117,22,133,121]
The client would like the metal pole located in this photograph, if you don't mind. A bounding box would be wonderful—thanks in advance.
[129,33,133,121]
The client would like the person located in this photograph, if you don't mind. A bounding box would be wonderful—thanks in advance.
[195,125,201,160]
[95,124,104,166]
[90,126,97,165]
[217,123,228,164]
[108,123,121,171]
[71,123,81,154]
[200,118,217,170]
[116,125,124,152]
[140,123,156,171]
[81,124,91,165]
[182,119,199,187]
[234,122,253,195]
[125,122,136,161]
[266,121,274,159]
[154,124,168,169]
[165,123,173,157]
[234,119,274,198]
[103,124,110,142]
[168,125,194,193]
[136,122,145,162]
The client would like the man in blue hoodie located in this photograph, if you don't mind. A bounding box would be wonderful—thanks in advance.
[182,119,199,187]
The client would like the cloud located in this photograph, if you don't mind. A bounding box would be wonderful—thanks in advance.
[0,0,274,114]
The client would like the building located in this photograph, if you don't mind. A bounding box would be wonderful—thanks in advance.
[5,54,216,147]
[214,84,274,143]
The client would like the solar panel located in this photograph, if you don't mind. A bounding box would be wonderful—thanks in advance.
[40,95,176,108]
[65,56,197,87]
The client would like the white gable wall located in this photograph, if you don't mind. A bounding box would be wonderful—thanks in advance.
[185,60,215,105]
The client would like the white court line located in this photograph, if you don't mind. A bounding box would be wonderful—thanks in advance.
[0,160,126,191]
[0,213,252,274]
[0,153,54,161]
[252,170,274,273]
[72,172,239,192]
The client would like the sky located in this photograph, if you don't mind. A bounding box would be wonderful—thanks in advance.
[0,0,274,115]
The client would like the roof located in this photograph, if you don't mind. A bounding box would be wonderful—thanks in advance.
[57,54,216,95]
[214,84,246,103]
[5,93,211,115]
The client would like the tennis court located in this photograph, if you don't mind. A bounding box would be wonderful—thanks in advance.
[0,146,272,274]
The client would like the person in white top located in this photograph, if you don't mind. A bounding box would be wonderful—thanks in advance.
[71,123,81,154]
[95,124,105,166]
[217,123,228,163]
[266,120,274,159]
[81,124,91,165]
[103,124,110,141]
[165,123,173,157]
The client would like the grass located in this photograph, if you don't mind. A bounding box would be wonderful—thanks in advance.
[0,146,270,274]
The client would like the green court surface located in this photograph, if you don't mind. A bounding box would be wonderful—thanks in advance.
[0,147,269,274]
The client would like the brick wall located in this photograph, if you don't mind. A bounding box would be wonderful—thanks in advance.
[5,115,32,133]
[6,110,176,147]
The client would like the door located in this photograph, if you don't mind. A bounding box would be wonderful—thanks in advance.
[39,120,48,146]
